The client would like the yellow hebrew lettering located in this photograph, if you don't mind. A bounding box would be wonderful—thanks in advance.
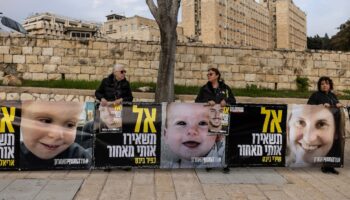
[261,107,270,133]
[114,105,122,111]
[133,105,143,133]
[0,107,15,133]
[143,108,156,133]
[223,107,229,114]
[261,107,283,133]
[270,110,282,133]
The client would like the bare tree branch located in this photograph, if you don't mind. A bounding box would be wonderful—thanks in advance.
[146,0,159,22]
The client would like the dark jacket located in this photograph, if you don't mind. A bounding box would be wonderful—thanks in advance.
[95,73,133,102]
[307,91,339,106]
[195,81,236,104]
[20,142,91,170]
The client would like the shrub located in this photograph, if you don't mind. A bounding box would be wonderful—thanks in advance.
[296,76,310,91]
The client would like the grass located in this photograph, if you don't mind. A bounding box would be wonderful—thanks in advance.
[3,79,350,99]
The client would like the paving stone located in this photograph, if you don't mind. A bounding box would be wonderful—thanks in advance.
[99,170,133,200]
[225,168,260,184]
[133,169,154,185]
[26,171,52,179]
[74,171,108,200]
[0,179,13,192]
[34,179,83,200]
[172,170,206,200]
[0,179,47,200]
[195,169,230,184]
[130,185,155,200]
[201,184,230,200]
[155,170,175,192]
[156,191,177,200]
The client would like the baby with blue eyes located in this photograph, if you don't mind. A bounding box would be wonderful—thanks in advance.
[20,100,91,169]
[163,103,223,167]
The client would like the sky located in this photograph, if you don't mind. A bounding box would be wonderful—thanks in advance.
[1,0,349,37]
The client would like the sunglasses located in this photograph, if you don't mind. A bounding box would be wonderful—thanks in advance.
[115,70,126,74]
[207,73,214,76]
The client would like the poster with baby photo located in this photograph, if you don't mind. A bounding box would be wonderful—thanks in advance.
[19,101,93,170]
[160,103,225,168]
[226,104,287,167]
[285,104,345,168]
[0,101,20,170]
[94,102,162,168]
[98,104,123,133]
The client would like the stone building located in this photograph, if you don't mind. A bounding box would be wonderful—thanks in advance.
[261,0,307,50]
[182,0,306,50]
[23,12,101,38]
[102,14,187,43]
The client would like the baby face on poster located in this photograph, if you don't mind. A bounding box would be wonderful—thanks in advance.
[164,103,218,161]
[20,101,83,159]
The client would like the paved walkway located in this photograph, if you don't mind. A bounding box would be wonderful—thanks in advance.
[1,139,350,200]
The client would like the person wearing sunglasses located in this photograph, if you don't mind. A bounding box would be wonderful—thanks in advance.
[95,64,133,107]
[195,68,236,106]
[195,67,235,173]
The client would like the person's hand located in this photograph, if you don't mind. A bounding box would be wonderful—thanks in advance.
[336,103,343,108]
[208,100,216,106]
[220,99,227,107]
[323,103,331,108]
[101,98,108,107]
[114,98,123,105]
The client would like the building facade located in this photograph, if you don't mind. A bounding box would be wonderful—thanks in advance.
[182,0,306,50]
[102,14,187,43]
[23,12,101,38]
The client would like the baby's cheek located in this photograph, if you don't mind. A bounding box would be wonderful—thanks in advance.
[64,130,77,144]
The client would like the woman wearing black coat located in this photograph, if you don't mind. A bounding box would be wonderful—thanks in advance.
[195,68,236,106]
[307,76,343,174]
[195,68,235,173]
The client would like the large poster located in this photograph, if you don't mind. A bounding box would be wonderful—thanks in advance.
[0,101,20,170]
[19,101,93,170]
[94,103,162,168]
[161,103,227,168]
[226,104,287,167]
[285,104,345,167]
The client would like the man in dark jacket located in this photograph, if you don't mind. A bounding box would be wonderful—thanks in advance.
[95,64,133,106]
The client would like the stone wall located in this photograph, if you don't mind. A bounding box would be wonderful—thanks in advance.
[1,34,350,90]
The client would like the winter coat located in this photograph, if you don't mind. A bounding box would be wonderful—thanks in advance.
[195,81,236,104]
[95,73,133,102]
[307,91,339,106]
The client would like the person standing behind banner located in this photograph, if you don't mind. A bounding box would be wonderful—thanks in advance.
[307,76,343,174]
[195,68,236,106]
[95,64,133,106]
[195,68,235,173]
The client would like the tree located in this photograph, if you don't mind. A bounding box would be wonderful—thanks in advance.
[330,19,350,51]
[146,0,181,103]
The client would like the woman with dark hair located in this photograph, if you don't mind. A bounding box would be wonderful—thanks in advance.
[307,76,342,108]
[195,68,235,173]
[307,76,343,174]
[195,68,236,106]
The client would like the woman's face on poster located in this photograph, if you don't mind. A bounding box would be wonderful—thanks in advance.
[288,105,335,164]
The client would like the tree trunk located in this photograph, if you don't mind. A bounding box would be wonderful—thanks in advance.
[155,26,177,103]
[146,0,181,103]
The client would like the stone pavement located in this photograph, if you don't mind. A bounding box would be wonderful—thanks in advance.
[1,139,350,200]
